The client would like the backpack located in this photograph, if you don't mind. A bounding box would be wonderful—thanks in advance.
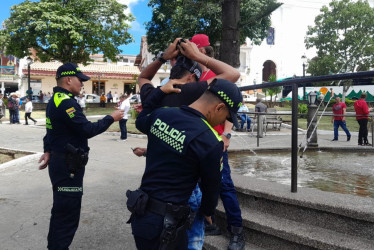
[7,98,16,110]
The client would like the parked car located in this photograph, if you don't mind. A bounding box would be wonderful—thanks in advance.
[84,94,100,103]
[129,94,141,103]
[20,95,44,103]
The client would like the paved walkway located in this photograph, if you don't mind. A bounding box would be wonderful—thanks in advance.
[0,118,372,250]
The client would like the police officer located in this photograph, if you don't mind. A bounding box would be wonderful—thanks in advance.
[38,63,124,250]
[128,78,242,250]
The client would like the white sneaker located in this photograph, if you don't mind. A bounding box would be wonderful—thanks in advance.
[117,139,127,142]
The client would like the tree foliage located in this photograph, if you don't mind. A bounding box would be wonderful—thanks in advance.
[305,0,374,76]
[145,0,282,65]
[263,74,281,105]
[0,0,134,64]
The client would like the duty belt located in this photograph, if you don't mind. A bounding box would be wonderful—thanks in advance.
[147,198,190,218]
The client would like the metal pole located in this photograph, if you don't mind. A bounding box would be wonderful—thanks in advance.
[98,75,101,95]
[372,115,373,147]
[291,83,298,193]
[257,114,260,147]
[303,63,306,102]
[27,63,31,99]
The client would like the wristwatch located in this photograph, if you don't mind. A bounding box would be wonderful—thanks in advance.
[222,132,231,139]
[157,52,166,63]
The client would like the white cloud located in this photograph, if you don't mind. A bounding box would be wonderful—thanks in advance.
[116,0,146,33]
[117,0,141,15]
[130,20,146,33]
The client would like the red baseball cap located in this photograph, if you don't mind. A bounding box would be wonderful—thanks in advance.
[190,34,210,48]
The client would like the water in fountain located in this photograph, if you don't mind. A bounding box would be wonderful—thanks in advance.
[229,150,374,198]
[233,134,272,170]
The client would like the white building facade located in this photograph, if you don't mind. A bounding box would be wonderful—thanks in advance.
[246,0,374,87]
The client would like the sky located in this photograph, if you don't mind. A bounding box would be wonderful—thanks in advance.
[0,0,152,55]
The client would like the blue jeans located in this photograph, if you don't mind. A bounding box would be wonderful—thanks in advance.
[119,119,128,139]
[187,184,204,250]
[220,151,242,229]
[240,114,251,130]
[333,120,350,140]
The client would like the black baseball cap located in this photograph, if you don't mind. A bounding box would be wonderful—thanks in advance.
[207,79,243,128]
[173,55,202,81]
[56,63,91,81]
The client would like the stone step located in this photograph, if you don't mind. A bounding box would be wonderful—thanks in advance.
[233,178,374,240]
[214,198,374,250]
[202,233,265,250]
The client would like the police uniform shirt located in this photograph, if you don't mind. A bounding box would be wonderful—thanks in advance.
[43,86,114,153]
[140,81,208,107]
[136,88,222,216]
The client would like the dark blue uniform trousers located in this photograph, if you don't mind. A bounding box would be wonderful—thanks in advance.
[47,194,82,250]
[47,154,84,250]
[220,151,243,229]
[131,210,188,250]
[119,119,128,140]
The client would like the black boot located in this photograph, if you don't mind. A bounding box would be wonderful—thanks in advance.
[227,226,245,250]
[205,223,222,236]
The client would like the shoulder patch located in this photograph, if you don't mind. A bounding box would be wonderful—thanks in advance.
[54,92,71,108]
[66,107,76,118]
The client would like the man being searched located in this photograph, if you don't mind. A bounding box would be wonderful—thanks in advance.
[128,74,243,249]
[134,38,240,249]
[38,63,124,250]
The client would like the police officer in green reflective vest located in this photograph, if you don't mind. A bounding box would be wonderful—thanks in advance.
[38,63,124,250]
[128,78,243,250]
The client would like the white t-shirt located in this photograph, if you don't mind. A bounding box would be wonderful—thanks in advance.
[25,101,33,113]
[77,97,86,108]
[119,98,131,120]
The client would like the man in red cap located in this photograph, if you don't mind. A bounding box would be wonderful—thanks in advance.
[191,34,245,250]
[190,34,216,81]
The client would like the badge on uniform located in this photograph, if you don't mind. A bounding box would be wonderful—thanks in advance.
[66,107,76,118]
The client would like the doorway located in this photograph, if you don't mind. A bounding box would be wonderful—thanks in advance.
[262,60,276,82]
[92,81,105,95]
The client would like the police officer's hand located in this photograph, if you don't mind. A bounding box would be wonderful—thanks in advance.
[163,38,181,61]
[160,79,183,94]
[204,216,212,225]
[38,152,50,170]
[110,109,124,121]
[132,147,147,157]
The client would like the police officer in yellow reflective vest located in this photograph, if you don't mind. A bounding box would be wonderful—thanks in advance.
[38,63,124,250]
[127,79,242,250]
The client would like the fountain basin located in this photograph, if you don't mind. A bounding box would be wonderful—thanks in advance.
[229,148,374,198]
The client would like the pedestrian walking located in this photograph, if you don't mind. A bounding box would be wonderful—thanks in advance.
[331,97,350,141]
[118,94,131,141]
[24,97,37,125]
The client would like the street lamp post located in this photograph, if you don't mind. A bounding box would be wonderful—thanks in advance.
[307,91,318,147]
[301,55,307,102]
[26,57,33,99]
